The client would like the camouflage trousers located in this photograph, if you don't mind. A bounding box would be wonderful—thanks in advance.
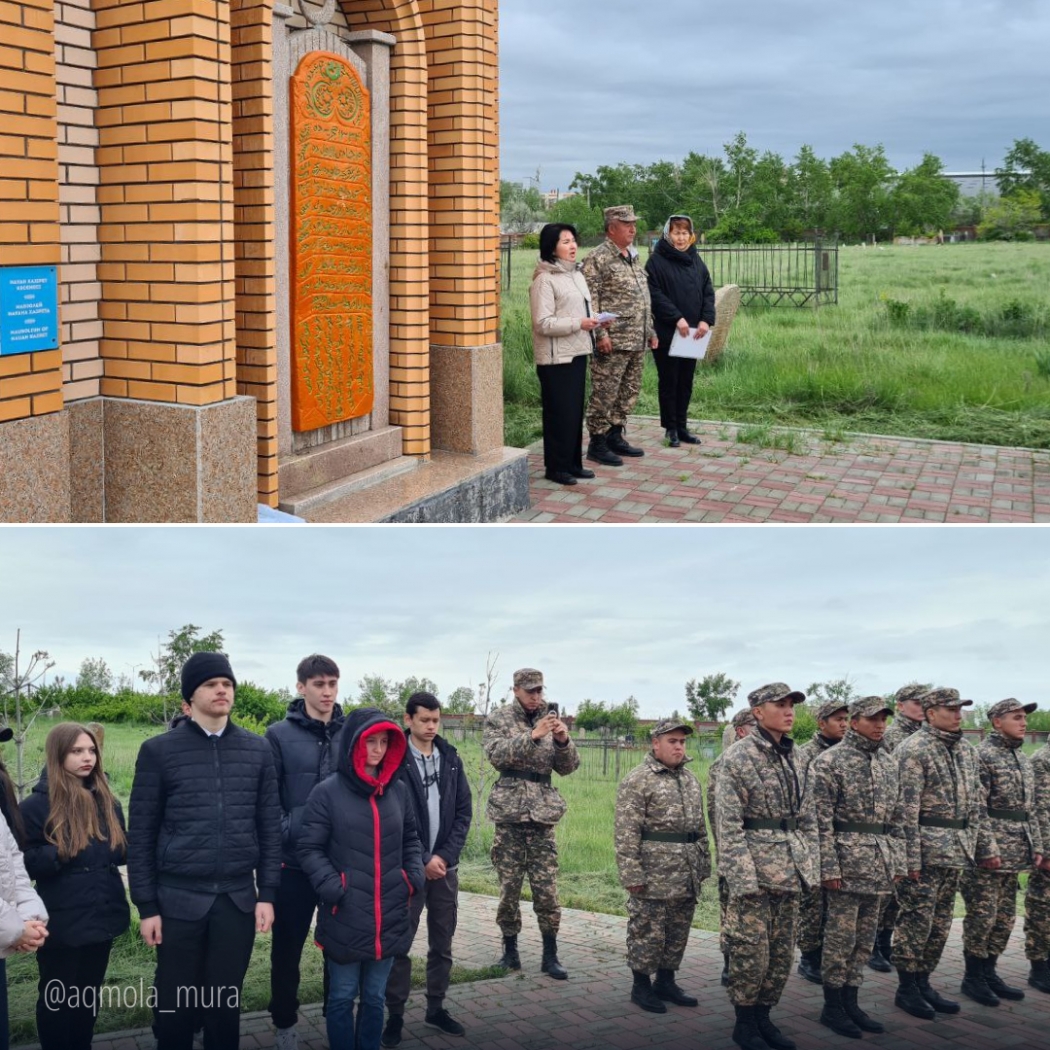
[878,890,900,933]
[796,885,826,953]
[1024,866,1050,961]
[718,876,729,954]
[491,821,560,937]
[585,349,644,435]
[724,890,798,1007]
[625,895,697,973]
[821,890,884,988]
[893,865,960,973]
[960,867,1019,957]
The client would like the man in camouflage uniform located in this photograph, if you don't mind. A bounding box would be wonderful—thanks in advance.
[716,683,815,1050]
[615,719,710,1013]
[708,709,756,986]
[483,668,579,979]
[894,687,988,1019]
[960,697,1043,1006]
[581,204,657,466]
[1026,733,1050,993]
[794,698,849,984]
[810,696,905,1038]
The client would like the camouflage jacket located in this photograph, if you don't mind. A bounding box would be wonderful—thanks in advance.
[580,239,655,353]
[615,753,711,899]
[707,750,726,852]
[795,733,836,796]
[897,723,989,872]
[882,713,922,754]
[714,729,816,896]
[483,699,579,825]
[1032,744,1050,864]
[809,728,905,893]
[975,731,1043,871]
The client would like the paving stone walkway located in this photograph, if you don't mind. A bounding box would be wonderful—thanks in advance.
[31,890,1049,1050]
[511,416,1050,523]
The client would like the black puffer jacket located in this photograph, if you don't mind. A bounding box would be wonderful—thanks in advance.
[20,770,131,946]
[265,698,346,868]
[645,238,716,351]
[402,731,472,869]
[127,717,282,920]
[297,708,424,964]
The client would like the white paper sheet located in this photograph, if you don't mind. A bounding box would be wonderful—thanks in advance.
[668,328,712,359]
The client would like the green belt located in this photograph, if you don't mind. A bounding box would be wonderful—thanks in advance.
[833,821,891,835]
[641,830,701,844]
[919,815,968,830]
[987,807,1029,822]
[499,770,551,785]
[743,817,799,832]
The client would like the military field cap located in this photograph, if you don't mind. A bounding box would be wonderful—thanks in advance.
[849,695,894,719]
[731,709,757,729]
[604,204,639,224]
[651,718,693,738]
[987,697,1037,720]
[747,682,806,708]
[513,668,544,689]
[921,686,973,711]
[816,699,850,721]
[894,684,929,705]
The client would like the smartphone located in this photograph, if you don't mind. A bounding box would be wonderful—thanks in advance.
[546,702,559,718]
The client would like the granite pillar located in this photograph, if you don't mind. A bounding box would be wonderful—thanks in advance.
[0,413,71,522]
[429,342,504,455]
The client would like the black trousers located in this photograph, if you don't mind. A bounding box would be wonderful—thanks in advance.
[268,865,329,1030]
[36,939,113,1050]
[154,893,256,1050]
[537,354,586,473]
[651,344,698,430]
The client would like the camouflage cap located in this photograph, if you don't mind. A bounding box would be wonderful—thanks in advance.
[987,697,1037,720]
[849,695,894,719]
[513,668,543,689]
[894,684,929,705]
[651,718,693,737]
[747,682,806,708]
[731,708,757,729]
[604,204,639,224]
[921,686,973,711]
[816,699,850,722]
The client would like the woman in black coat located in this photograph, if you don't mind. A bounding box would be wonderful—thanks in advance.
[20,723,130,1050]
[645,214,716,446]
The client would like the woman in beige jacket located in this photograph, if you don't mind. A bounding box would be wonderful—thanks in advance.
[529,224,605,485]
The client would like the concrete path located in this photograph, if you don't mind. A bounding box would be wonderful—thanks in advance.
[511,416,1050,523]
[29,891,1049,1050]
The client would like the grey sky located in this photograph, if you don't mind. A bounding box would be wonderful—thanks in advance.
[1,526,1047,719]
[499,0,1049,192]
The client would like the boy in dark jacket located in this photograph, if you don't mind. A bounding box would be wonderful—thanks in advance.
[265,653,346,1048]
[128,652,281,1050]
[298,707,425,1050]
[382,693,473,1046]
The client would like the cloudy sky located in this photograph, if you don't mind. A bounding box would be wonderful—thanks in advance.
[1,526,1046,718]
[500,0,1049,192]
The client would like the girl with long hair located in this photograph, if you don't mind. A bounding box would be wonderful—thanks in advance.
[20,723,130,1050]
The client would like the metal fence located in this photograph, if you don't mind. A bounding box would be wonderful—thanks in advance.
[701,240,839,307]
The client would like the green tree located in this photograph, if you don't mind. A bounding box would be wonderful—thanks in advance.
[684,673,740,721]
[546,194,604,238]
[606,696,639,737]
[830,143,894,242]
[444,686,477,714]
[890,153,959,235]
[500,179,545,234]
[573,698,608,731]
[806,677,858,710]
[997,138,1050,219]
[76,657,114,693]
[978,189,1043,240]
[395,676,441,710]
[140,624,225,696]
[1,629,55,799]
[790,144,833,234]
[356,674,396,712]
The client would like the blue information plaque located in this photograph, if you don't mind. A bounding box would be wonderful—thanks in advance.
[0,265,59,356]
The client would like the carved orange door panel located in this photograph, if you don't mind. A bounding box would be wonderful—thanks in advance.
[290,52,373,432]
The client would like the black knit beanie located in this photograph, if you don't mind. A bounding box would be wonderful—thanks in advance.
[181,651,237,701]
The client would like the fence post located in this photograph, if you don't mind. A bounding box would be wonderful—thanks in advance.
[615,743,621,779]
[602,738,608,776]
[813,238,822,306]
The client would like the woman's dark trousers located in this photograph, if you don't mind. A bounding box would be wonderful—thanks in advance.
[36,938,114,1050]
[537,354,586,473]
[652,344,698,431]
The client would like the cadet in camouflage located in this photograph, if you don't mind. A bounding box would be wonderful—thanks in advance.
[483,668,579,979]
[1025,736,1050,993]
[615,719,710,1013]
[715,683,815,1050]
[893,686,987,1019]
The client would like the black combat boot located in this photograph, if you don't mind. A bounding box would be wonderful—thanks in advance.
[721,952,730,986]
[867,928,893,972]
[607,424,644,457]
[540,933,568,980]
[842,985,884,1033]
[960,953,999,1006]
[676,426,701,445]
[917,970,960,1013]
[894,970,935,1020]
[653,968,697,1006]
[731,1005,767,1050]
[1029,958,1050,993]
[497,935,520,970]
[818,986,861,1039]
[984,954,1024,1000]
[629,970,666,1014]
[586,432,623,466]
[754,1005,796,1050]
[796,947,823,984]
[664,427,680,447]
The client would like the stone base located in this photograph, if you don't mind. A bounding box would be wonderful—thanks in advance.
[0,411,71,522]
[706,284,741,364]
[430,343,503,454]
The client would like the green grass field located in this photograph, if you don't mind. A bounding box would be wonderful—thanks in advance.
[502,241,1050,450]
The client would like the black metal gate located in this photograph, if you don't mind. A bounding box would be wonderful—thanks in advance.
[700,240,838,306]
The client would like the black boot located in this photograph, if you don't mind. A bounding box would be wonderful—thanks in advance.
[867,927,892,973]
[818,986,862,1039]
[653,968,697,1006]
[497,935,520,970]
[677,426,701,445]
[721,952,730,986]
[842,985,884,1033]
[918,970,961,1013]
[607,424,644,457]
[540,933,568,980]
[586,432,623,466]
[894,970,935,1020]
[796,947,823,985]
[754,1005,796,1050]
[731,1005,767,1050]
[984,954,1024,1000]
[629,970,666,1013]
[381,1013,404,1048]
[664,427,680,448]
[1029,958,1050,993]
[960,953,999,1006]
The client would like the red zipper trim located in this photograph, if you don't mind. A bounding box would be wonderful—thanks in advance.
[371,793,382,958]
